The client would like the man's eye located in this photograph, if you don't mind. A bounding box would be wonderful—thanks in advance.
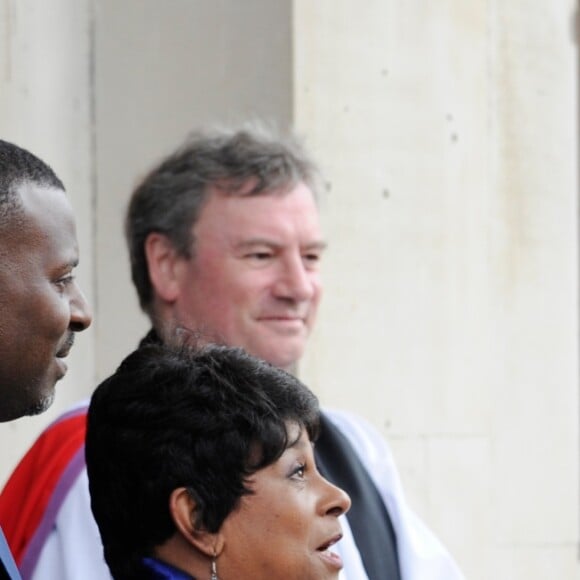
[303,253,321,266]
[56,275,75,289]
[246,252,272,260]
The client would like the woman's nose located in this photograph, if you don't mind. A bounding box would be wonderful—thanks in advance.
[321,475,351,517]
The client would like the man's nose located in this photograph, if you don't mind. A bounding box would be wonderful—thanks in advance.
[272,256,316,302]
[69,283,92,331]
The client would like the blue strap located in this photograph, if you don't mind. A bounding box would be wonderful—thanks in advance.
[142,557,196,579]
[0,527,21,579]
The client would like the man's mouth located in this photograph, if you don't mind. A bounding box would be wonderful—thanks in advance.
[56,334,75,359]
[257,316,307,335]
[260,313,305,320]
[258,314,308,326]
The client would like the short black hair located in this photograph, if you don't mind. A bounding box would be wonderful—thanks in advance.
[86,343,320,580]
[0,140,65,227]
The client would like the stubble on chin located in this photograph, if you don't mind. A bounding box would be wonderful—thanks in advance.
[25,389,55,417]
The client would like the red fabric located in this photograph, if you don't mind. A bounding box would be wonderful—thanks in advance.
[0,411,87,565]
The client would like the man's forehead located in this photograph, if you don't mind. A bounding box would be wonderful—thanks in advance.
[205,181,317,213]
[8,182,77,251]
[17,180,66,206]
[196,185,321,242]
[208,177,317,201]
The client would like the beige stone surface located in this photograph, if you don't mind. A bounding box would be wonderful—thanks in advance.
[296,1,580,578]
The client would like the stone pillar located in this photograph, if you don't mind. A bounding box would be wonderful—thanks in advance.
[295,1,579,578]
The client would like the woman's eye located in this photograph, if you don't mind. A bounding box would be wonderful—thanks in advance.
[291,463,306,479]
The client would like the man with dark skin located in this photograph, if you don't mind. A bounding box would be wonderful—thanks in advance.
[0,140,92,579]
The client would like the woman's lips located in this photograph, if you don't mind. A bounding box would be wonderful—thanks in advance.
[317,534,344,571]
[318,547,343,571]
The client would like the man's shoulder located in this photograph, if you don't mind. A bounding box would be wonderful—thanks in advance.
[321,408,387,451]
[24,400,90,462]
[0,399,90,565]
[320,407,400,484]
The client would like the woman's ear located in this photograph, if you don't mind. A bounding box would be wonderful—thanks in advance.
[145,232,182,303]
[169,488,224,557]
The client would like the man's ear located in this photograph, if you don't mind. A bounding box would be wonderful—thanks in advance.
[169,487,224,558]
[145,233,182,303]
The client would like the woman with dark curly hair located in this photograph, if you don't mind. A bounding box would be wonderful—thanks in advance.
[85,343,350,580]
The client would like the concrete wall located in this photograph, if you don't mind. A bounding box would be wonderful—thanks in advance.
[0,2,578,579]
[295,2,580,579]
[93,0,293,381]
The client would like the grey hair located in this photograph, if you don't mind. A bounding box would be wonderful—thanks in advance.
[125,124,320,314]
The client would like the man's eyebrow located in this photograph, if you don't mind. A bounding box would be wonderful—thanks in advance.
[235,238,281,249]
[58,257,79,272]
[302,241,327,251]
[52,258,79,279]
[235,239,328,250]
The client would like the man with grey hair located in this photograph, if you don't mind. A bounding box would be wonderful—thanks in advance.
[0,140,92,580]
[0,127,464,580]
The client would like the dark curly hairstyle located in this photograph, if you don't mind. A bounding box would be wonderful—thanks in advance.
[0,139,64,228]
[125,125,319,314]
[85,343,320,580]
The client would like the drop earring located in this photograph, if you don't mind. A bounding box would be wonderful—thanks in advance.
[210,553,218,580]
